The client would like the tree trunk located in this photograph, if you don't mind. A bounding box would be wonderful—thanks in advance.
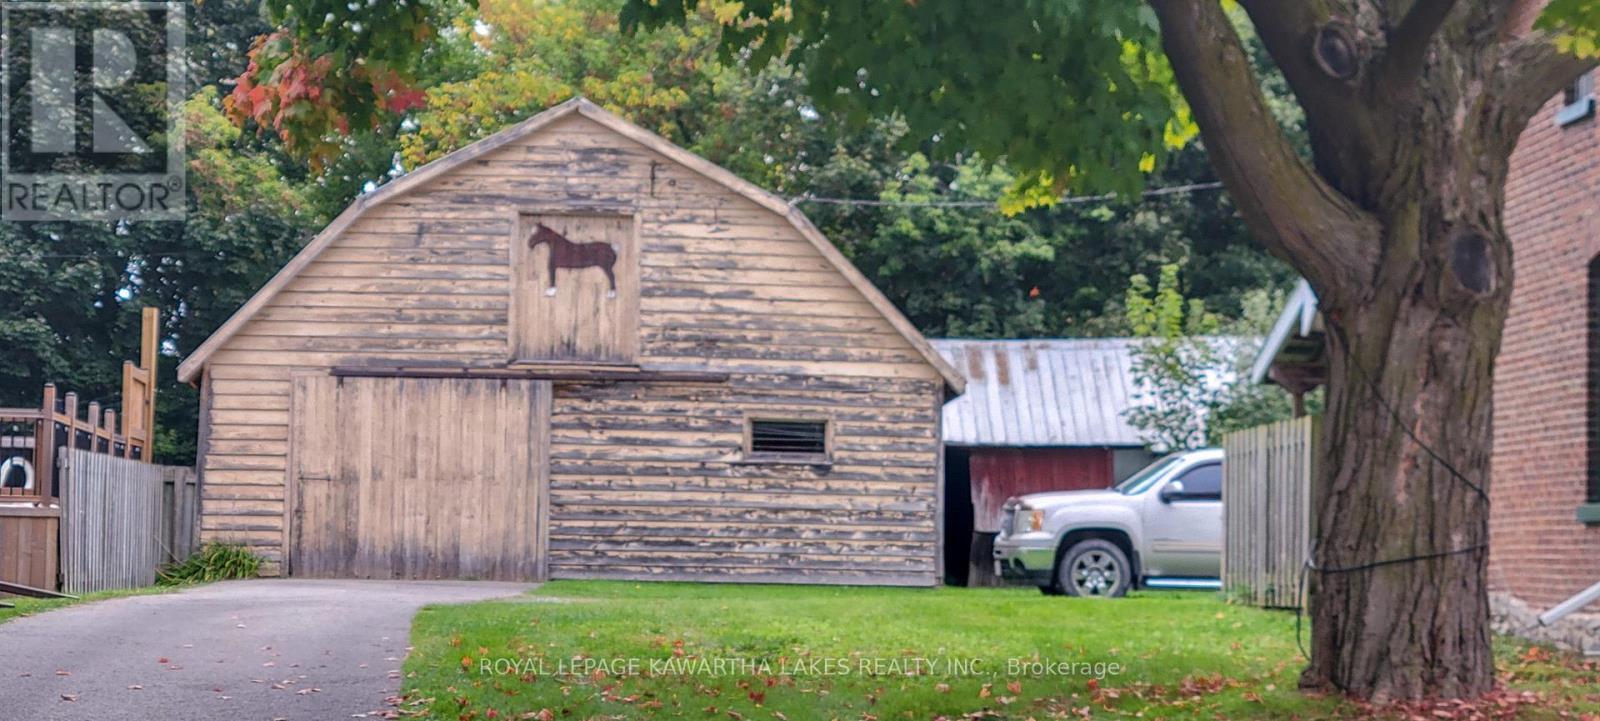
[1299,219,1508,701]
[1145,0,1592,702]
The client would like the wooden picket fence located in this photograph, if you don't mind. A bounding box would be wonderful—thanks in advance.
[1221,415,1318,609]
[58,449,197,594]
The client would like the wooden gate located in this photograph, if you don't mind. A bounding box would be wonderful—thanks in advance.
[288,376,550,581]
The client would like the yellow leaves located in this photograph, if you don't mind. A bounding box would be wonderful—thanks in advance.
[1539,1,1600,57]
[186,88,320,218]
[998,170,1068,216]
[1163,105,1199,150]
[398,70,574,168]
[185,88,241,150]
[1138,154,1157,173]
[1555,33,1600,58]
[708,0,745,25]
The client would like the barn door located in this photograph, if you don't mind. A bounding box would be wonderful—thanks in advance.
[289,376,550,580]
[510,213,639,364]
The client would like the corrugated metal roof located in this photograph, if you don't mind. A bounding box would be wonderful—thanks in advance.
[934,338,1148,448]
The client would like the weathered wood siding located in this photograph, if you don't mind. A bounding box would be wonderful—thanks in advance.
[511,213,639,363]
[197,113,943,583]
[549,375,940,585]
[290,376,549,580]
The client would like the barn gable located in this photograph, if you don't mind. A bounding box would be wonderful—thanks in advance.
[182,97,958,585]
[177,97,961,391]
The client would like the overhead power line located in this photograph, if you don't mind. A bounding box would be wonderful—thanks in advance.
[18,181,1231,259]
[788,181,1226,208]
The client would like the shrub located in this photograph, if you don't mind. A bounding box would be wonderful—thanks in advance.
[157,543,262,585]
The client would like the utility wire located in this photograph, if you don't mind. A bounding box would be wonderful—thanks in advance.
[16,180,1230,259]
[789,181,1226,208]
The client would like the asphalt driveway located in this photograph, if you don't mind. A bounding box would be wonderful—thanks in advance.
[0,578,530,721]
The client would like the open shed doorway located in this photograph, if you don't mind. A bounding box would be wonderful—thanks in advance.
[943,448,974,586]
[944,446,1153,587]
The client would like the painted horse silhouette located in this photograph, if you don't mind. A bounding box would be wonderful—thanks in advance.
[526,222,618,295]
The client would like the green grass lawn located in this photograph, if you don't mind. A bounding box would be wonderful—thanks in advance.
[404,581,1600,720]
[0,585,174,625]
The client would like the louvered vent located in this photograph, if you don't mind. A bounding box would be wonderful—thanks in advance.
[750,420,827,456]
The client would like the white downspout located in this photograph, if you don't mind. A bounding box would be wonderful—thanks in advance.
[1539,579,1600,626]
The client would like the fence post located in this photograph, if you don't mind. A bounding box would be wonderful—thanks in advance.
[34,384,57,498]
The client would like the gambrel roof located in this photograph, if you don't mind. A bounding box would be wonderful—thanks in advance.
[177,97,964,393]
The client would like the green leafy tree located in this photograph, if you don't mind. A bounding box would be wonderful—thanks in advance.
[614,0,1600,698]
[1123,265,1224,452]
[337,0,1297,339]
[0,3,333,464]
[1205,287,1319,442]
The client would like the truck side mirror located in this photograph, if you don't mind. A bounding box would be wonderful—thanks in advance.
[1159,479,1186,504]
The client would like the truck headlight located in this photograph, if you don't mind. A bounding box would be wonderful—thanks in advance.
[1028,510,1044,532]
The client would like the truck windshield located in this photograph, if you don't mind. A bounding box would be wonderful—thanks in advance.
[1112,455,1184,495]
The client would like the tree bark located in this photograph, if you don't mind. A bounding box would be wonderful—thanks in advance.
[1300,224,1507,699]
[1148,0,1591,703]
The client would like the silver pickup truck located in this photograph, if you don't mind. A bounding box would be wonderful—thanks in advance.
[992,448,1223,597]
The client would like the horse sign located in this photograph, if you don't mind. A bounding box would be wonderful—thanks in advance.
[526,222,619,297]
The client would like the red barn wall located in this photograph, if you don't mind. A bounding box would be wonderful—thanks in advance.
[968,447,1114,533]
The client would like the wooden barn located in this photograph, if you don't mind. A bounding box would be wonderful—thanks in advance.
[177,98,964,586]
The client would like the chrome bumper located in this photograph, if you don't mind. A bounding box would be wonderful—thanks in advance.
[992,533,1056,583]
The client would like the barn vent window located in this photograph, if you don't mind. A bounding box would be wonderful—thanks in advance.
[748,419,829,459]
[1558,72,1595,126]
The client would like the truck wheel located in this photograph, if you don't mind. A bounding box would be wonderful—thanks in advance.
[1056,539,1131,598]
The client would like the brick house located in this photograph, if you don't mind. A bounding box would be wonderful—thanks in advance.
[1489,68,1600,646]
[1254,71,1600,650]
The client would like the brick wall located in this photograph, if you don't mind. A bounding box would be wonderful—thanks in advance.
[1493,70,1600,610]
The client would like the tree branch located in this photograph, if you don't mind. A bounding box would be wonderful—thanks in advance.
[1496,30,1598,131]
[1235,0,1394,201]
[1497,0,1547,38]
[1383,0,1458,83]
[1235,1,1348,95]
[1148,0,1381,304]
